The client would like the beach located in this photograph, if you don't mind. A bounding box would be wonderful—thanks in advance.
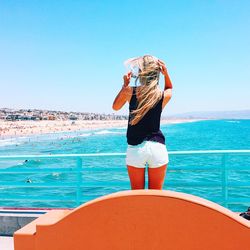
[0,119,201,139]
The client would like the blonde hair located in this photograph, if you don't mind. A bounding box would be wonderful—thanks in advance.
[129,55,162,125]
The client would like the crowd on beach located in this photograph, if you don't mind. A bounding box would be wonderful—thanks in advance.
[0,108,203,139]
[0,119,200,139]
[0,120,129,138]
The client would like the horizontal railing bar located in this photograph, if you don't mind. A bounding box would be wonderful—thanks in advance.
[0,167,219,174]
[0,168,79,174]
[0,153,126,160]
[80,182,250,188]
[169,150,250,155]
[79,182,220,188]
[0,195,76,201]
[0,168,217,174]
[0,165,249,174]
[80,166,250,171]
[0,182,130,188]
[80,181,250,188]
[0,167,125,173]
[1,181,249,188]
[0,149,249,160]
[0,183,77,187]
[169,166,250,171]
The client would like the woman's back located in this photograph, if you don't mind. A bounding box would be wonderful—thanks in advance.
[127,87,165,145]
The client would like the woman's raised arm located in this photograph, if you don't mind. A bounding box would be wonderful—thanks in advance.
[112,72,132,111]
[159,60,173,109]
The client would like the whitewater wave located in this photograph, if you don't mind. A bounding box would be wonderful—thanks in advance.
[79,133,92,137]
[112,127,127,130]
[0,139,21,147]
[226,121,240,123]
[94,130,125,135]
[17,136,29,140]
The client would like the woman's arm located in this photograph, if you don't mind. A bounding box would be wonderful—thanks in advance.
[112,72,132,111]
[159,60,173,109]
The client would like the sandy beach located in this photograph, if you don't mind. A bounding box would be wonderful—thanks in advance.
[0,119,201,139]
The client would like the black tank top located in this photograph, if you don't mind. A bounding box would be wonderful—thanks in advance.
[126,87,165,146]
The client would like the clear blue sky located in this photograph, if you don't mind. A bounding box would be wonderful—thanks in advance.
[0,0,249,115]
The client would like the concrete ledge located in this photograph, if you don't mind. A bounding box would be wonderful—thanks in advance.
[0,210,46,236]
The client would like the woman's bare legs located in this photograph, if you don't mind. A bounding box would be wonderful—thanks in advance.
[127,165,145,189]
[148,164,167,190]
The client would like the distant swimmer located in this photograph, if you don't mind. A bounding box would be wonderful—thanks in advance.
[26,178,32,183]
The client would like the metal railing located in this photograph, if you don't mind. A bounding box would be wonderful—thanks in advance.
[0,150,249,209]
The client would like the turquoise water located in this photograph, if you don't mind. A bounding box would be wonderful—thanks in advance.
[0,119,249,212]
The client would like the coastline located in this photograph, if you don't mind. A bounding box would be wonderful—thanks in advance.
[0,119,203,139]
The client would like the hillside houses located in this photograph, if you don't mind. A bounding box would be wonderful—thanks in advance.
[0,108,127,121]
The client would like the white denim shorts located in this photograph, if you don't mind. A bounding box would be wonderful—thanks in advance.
[126,140,169,168]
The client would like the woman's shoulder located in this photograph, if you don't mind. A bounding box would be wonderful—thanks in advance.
[126,86,134,95]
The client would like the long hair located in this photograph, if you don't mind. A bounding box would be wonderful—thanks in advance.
[129,55,162,125]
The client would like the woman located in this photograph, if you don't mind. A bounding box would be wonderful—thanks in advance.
[112,55,173,190]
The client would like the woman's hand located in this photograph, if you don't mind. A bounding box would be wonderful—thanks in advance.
[123,72,132,87]
[158,60,168,76]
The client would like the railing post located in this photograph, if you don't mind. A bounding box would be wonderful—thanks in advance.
[76,157,83,206]
[221,154,228,208]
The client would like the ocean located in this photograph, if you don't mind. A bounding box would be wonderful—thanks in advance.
[0,119,249,212]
